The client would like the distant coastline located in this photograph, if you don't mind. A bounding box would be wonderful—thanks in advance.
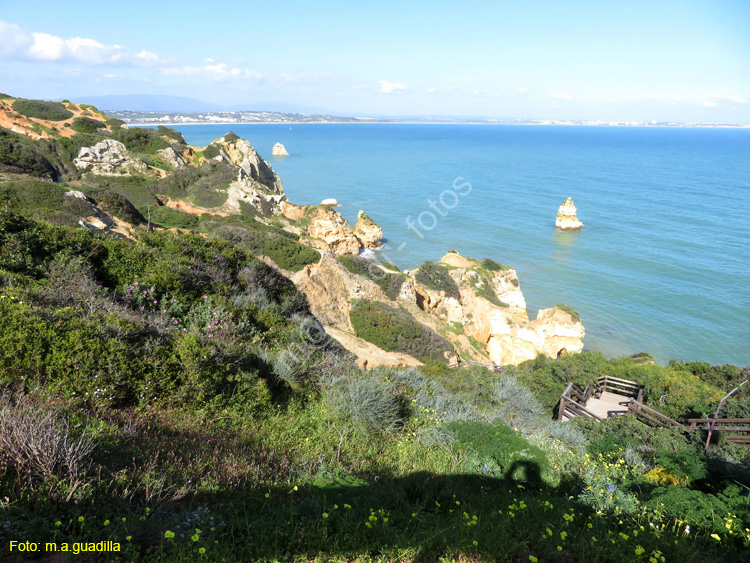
[127,119,750,129]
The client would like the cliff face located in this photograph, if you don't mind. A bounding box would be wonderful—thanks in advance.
[406,252,585,366]
[555,197,583,230]
[305,207,383,255]
[353,210,383,248]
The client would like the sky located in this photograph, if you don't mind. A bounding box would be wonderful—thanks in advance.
[1,0,749,122]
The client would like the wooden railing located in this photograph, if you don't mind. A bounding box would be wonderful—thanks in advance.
[627,399,682,428]
[594,375,644,399]
[687,418,750,446]
[558,383,603,421]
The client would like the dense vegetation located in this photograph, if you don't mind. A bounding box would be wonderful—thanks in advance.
[70,116,107,134]
[350,300,453,363]
[415,261,461,299]
[12,99,74,121]
[263,236,321,271]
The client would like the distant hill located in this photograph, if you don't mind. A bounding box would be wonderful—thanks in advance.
[70,94,337,115]
[69,94,226,113]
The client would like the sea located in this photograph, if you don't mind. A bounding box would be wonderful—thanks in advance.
[167,123,750,367]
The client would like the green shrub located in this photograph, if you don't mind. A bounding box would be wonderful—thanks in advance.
[481,258,509,271]
[12,99,73,121]
[93,191,145,224]
[415,261,460,299]
[555,303,580,323]
[349,301,452,364]
[0,93,12,100]
[148,206,200,230]
[224,131,240,142]
[337,254,406,300]
[202,144,221,159]
[445,419,548,482]
[70,117,106,134]
[263,237,320,271]
[0,179,92,226]
[156,126,186,144]
[0,129,58,179]
[113,127,169,154]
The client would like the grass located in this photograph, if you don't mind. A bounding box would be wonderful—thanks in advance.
[415,261,461,299]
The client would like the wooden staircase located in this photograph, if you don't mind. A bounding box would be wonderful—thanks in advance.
[559,376,750,447]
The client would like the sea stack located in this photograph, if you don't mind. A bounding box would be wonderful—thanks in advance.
[272,142,289,156]
[555,197,583,231]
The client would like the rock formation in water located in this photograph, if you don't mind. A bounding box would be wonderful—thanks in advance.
[555,197,583,230]
[272,142,289,156]
[320,198,338,206]
[353,210,383,248]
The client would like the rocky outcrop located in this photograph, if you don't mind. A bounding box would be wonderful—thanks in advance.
[217,137,284,196]
[406,252,584,366]
[555,197,583,230]
[291,252,388,330]
[320,198,338,207]
[307,208,362,255]
[271,142,289,156]
[488,307,585,365]
[63,190,137,241]
[353,210,383,248]
[157,147,188,169]
[74,140,149,176]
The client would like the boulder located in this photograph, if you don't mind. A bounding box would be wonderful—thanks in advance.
[271,142,289,156]
[555,197,583,230]
[320,198,338,207]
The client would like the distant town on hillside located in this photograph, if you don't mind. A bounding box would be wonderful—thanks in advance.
[107,110,750,128]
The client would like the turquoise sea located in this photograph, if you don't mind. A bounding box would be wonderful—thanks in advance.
[170,124,750,367]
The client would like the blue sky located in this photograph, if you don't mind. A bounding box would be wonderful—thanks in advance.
[1,0,749,122]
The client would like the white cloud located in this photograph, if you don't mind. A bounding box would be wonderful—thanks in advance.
[703,101,718,107]
[709,94,747,104]
[518,87,528,94]
[0,20,160,66]
[379,80,408,94]
[550,92,573,100]
[427,86,437,93]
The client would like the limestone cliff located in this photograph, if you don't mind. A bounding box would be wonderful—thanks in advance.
[307,208,362,255]
[353,210,383,248]
[555,197,583,230]
[305,207,384,255]
[405,252,585,366]
[218,137,284,196]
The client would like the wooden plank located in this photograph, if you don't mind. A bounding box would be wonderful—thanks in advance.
[688,418,750,424]
[628,400,682,427]
[600,375,644,386]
